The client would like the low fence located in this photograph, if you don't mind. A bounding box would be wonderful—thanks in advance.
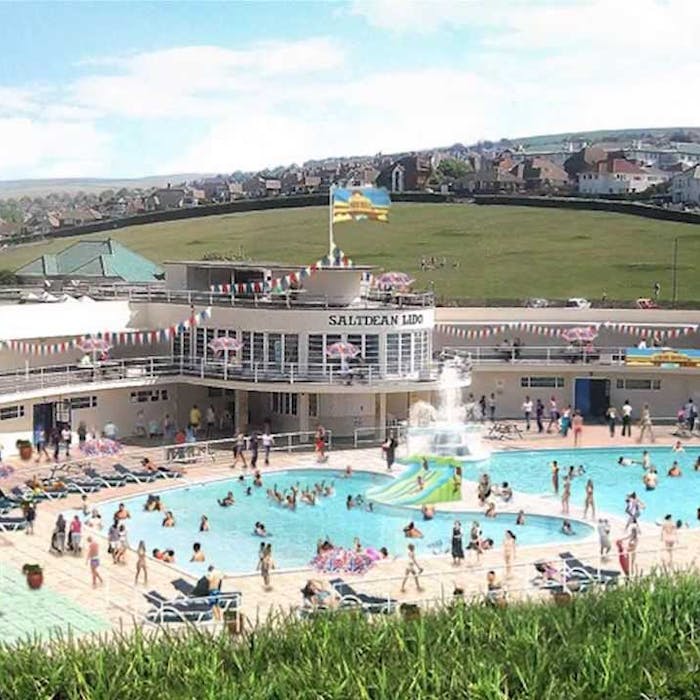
[473,194,700,225]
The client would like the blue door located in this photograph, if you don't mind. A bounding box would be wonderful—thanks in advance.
[574,379,591,417]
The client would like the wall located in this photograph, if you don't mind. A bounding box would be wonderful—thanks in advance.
[473,195,700,226]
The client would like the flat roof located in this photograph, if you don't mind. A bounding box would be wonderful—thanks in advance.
[163,260,375,270]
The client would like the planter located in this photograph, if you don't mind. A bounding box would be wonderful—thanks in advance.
[22,564,43,590]
[400,603,421,622]
[16,442,33,461]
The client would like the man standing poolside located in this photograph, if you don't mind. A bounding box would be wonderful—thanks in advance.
[189,404,201,435]
[621,400,633,438]
[86,537,103,588]
[522,396,533,431]
[401,544,424,593]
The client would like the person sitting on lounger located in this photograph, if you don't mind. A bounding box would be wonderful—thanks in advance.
[218,492,235,507]
[403,521,423,538]
[301,579,335,608]
[141,457,158,473]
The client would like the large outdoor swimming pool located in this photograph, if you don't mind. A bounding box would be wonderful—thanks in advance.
[107,468,591,576]
[464,445,700,527]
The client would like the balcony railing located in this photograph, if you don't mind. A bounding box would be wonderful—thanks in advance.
[441,345,634,366]
[77,284,435,309]
[0,356,448,396]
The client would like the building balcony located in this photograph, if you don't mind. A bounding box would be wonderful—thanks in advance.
[0,355,458,401]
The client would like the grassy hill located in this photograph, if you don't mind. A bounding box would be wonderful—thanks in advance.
[4,203,700,302]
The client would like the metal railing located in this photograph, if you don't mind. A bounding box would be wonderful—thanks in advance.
[441,345,634,366]
[84,284,435,310]
[353,423,407,448]
[0,356,447,397]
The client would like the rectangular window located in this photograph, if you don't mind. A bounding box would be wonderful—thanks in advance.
[616,379,661,390]
[0,405,24,420]
[69,396,98,410]
[130,389,163,403]
[309,393,318,418]
[386,333,399,374]
[308,334,324,375]
[270,392,298,416]
[520,377,565,388]
[284,334,299,366]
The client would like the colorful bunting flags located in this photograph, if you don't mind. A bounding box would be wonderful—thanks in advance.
[1,307,212,356]
[209,248,354,295]
[435,322,698,341]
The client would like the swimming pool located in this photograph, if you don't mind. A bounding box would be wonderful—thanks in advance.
[464,445,700,528]
[103,469,591,576]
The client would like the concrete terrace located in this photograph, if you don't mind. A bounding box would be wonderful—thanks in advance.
[1,424,699,643]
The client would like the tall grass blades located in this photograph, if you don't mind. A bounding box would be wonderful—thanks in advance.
[1,574,700,699]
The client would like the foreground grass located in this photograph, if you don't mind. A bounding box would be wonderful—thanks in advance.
[2,575,700,699]
[4,204,700,301]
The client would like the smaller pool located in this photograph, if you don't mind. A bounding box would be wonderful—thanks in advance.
[97,469,591,576]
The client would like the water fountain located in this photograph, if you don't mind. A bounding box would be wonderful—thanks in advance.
[406,359,489,461]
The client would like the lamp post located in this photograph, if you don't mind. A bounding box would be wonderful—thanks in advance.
[671,237,679,308]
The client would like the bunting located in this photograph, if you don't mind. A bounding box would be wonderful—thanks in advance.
[1,307,212,356]
[435,322,698,341]
[209,248,354,295]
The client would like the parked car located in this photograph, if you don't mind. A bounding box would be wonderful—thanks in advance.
[565,297,591,309]
[524,297,549,308]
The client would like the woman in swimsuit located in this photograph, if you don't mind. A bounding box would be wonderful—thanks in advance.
[561,477,571,515]
[85,537,103,588]
[451,520,464,566]
[503,530,517,578]
[660,514,678,567]
[583,479,595,519]
[134,540,148,585]
[572,411,584,447]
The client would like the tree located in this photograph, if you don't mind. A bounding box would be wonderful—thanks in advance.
[437,159,470,180]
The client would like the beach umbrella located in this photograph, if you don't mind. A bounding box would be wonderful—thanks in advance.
[374,271,415,290]
[325,341,361,359]
[208,336,243,353]
[79,438,122,457]
[0,464,15,479]
[78,338,112,353]
[561,326,598,344]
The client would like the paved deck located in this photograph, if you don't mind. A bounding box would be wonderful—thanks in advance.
[1,424,698,642]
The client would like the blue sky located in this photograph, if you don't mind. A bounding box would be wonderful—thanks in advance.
[0,0,698,179]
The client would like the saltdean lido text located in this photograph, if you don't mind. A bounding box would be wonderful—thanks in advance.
[328,313,424,327]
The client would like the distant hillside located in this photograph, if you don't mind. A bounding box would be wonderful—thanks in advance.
[509,126,700,150]
[0,174,213,198]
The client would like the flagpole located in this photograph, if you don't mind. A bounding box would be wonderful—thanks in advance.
[328,184,335,262]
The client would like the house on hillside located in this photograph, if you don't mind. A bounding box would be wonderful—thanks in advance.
[144,186,186,211]
[578,159,667,195]
[563,146,608,181]
[509,157,569,192]
[59,208,102,228]
[671,164,700,205]
[16,239,165,286]
[377,155,432,193]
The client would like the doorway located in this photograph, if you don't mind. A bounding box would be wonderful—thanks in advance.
[574,378,610,421]
[33,400,72,435]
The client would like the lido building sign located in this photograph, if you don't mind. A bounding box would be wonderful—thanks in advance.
[328,312,427,329]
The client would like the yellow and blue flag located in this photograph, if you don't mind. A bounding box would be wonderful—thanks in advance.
[332,187,390,224]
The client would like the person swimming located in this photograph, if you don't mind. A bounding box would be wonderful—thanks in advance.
[421,504,435,520]
[643,469,658,490]
[668,461,682,477]
[561,520,574,536]
[162,511,175,527]
[515,510,526,526]
[199,515,210,532]
[254,521,268,537]
[218,491,235,507]
[346,495,355,510]
[403,521,423,538]
[617,457,633,466]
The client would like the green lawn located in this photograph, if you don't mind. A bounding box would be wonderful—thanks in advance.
[5,204,700,302]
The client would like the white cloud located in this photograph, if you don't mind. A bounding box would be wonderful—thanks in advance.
[0,118,110,178]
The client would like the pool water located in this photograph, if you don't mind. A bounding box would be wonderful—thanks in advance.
[108,469,590,576]
[466,446,700,528]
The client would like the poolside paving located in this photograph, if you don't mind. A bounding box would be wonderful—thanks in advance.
[0,423,698,642]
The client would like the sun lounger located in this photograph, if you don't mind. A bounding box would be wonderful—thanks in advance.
[144,590,215,624]
[83,467,127,487]
[329,577,396,614]
[170,578,242,610]
[10,486,48,502]
[0,516,28,532]
[487,422,524,440]
[64,478,103,495]
[558,552,620,583]
[113,464,158,483]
